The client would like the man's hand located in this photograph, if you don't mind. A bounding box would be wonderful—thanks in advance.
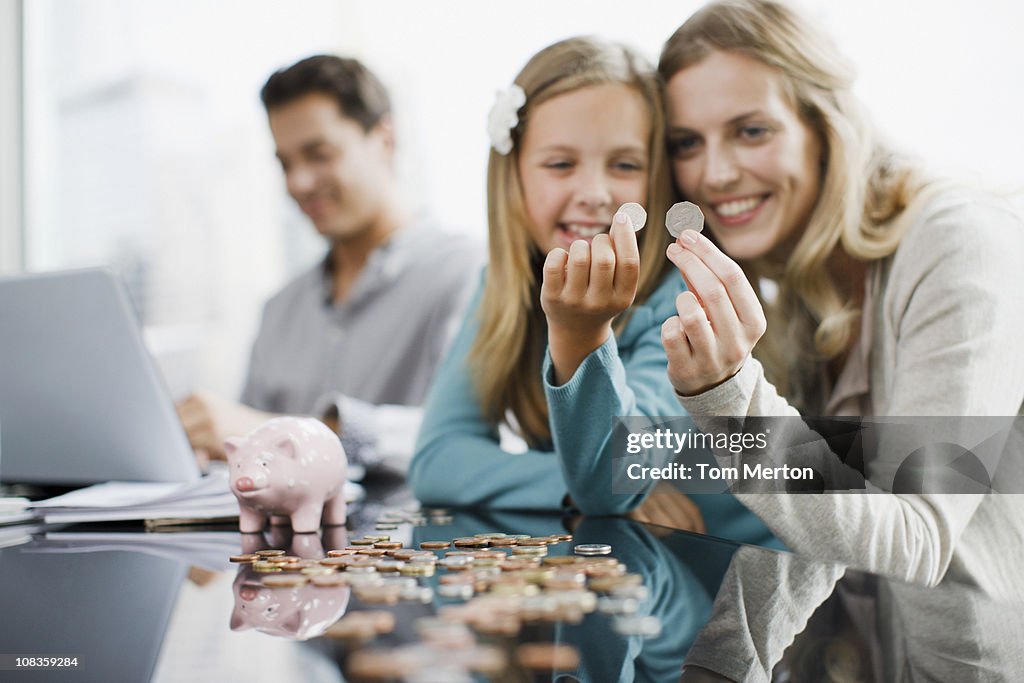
[627,481,706,534]
[175,392,274,461]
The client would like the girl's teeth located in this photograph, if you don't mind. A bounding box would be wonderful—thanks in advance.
[567,224,607,238]
[715,196,763,217]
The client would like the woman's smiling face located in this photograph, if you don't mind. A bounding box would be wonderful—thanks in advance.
[664,49,823,260]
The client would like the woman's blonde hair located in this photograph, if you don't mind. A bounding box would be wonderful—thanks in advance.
[659,0,933,410]
[472,36,674,446]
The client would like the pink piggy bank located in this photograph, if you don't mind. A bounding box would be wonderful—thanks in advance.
[225,417,347,533]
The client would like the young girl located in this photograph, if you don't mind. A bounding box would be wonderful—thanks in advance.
[657,0,1024,599]
[409,36,775,546]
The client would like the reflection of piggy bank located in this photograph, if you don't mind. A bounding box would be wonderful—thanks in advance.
[225,417,347,533]
[230,566,351,640]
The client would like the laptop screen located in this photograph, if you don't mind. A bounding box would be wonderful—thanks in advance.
[0,268,200,485]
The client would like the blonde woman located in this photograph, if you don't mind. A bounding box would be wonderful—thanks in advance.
[658,0,1024,599]
[409,36,775,546]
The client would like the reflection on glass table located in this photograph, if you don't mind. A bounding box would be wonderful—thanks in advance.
[2,504,1022,682]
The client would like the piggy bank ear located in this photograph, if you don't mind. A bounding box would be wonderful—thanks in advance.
[275,433,298,458]
[224,438,244,461]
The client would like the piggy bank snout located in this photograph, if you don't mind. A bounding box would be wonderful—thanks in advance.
[234,475,267,492]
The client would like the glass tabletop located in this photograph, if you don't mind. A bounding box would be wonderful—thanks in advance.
[1,494,1021,682]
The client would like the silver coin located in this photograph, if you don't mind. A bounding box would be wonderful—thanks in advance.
[666,201,704,238]
[574,543,612,556]
[617,202,647,232]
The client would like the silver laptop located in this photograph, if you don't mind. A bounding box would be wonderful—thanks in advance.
[0,268,200,485]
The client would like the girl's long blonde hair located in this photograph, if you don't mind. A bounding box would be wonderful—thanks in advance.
[659,0,934,411]
[472,37,674,446]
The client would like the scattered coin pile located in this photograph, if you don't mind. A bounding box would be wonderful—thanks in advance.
[228,507,662,680]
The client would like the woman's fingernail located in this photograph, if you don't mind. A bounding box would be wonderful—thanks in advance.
[667,243,683,258]
[679,230,698,245]
[613,211,628,226]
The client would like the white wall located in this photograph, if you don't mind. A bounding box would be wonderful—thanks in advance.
[0,0,23,273]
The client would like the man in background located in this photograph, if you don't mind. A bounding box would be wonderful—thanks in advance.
[177,55,481,477]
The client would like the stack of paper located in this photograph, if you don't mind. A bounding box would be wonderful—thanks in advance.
[0,497,38,527]
[30,470,240,524]
[28,470,365,524]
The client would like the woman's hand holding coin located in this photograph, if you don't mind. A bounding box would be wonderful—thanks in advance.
[662,229,766,397]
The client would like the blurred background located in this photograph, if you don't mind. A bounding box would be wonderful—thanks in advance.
[1,0,1022,400]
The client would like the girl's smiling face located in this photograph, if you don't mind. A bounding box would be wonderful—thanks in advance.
[517,83,650,254]
[664,49,823,261]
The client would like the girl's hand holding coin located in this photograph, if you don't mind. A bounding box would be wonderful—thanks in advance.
[542,210,641,385]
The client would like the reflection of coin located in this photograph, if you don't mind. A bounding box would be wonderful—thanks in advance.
[574,543,612,556]
[463,645,507,676]
[438,583,474,600]
[617,202,647,231]
[611,584,650,601]
[590,573,642,593]
[666,201,705,238]
[310,573,347,587]
[354,584,401,604]
[302,566,338,576]
[597,596,640,615]
[516,643,581,671]
[613,615,662,637]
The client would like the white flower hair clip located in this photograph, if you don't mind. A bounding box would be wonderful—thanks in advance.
[487,84,526,155]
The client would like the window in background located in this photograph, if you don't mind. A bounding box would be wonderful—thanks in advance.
[20,0,1024,401]
[22,0,352,398]
[1,0,23,273]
